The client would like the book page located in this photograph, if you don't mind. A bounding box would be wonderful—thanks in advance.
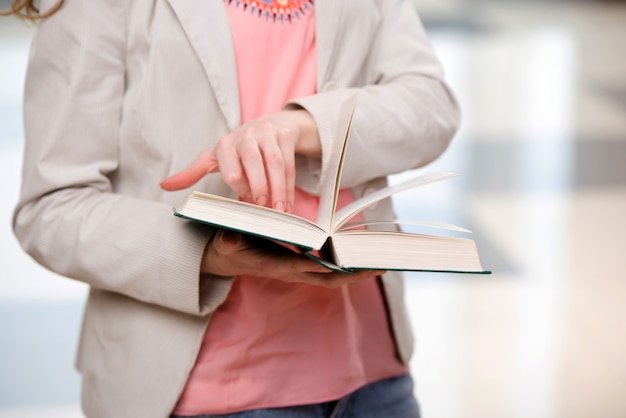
[332,171,458,231]
[177,191,329,250]
[339,219,471,233]
[315,95,358,232]
[330,230,487,273]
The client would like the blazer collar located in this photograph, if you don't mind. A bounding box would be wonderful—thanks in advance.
[167,0,342,127]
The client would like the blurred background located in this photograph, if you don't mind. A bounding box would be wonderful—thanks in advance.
[1,0,625,417]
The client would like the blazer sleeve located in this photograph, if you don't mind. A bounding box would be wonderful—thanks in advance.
[12,0,231,316]
[289,0,461,193]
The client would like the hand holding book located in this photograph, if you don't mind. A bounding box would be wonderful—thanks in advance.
[202,229,386,286]
[167,96,490,275]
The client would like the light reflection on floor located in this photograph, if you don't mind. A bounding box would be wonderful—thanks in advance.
[1,1,626,417]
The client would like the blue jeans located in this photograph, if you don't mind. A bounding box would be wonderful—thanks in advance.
[171,374,420,418]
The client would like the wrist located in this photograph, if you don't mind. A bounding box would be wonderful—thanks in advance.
[289,109,321,158]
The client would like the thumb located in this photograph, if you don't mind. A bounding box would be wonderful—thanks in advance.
[212,229,243,255]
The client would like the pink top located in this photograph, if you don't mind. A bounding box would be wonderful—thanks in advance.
[173,2,407,415]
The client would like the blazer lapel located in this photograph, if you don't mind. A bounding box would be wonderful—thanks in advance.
[314,0,343,89]
[167,0,241,130]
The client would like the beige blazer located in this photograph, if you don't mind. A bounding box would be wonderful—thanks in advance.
[13,0,460,416]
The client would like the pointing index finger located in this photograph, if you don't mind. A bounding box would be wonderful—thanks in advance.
[160,148,219,191]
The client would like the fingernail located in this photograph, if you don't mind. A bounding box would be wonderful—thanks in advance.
[274,201,285,212]
[256,195,267,207]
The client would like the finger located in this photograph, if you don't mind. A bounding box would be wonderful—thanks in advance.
[215,135,258,202]
[276,127,296,213]
[160,148,219,191]
[252,250,328,279]
[259,131,287,212]
[289,270,375,288]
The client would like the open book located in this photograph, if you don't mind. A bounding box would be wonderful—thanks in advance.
[174,96,489,274]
